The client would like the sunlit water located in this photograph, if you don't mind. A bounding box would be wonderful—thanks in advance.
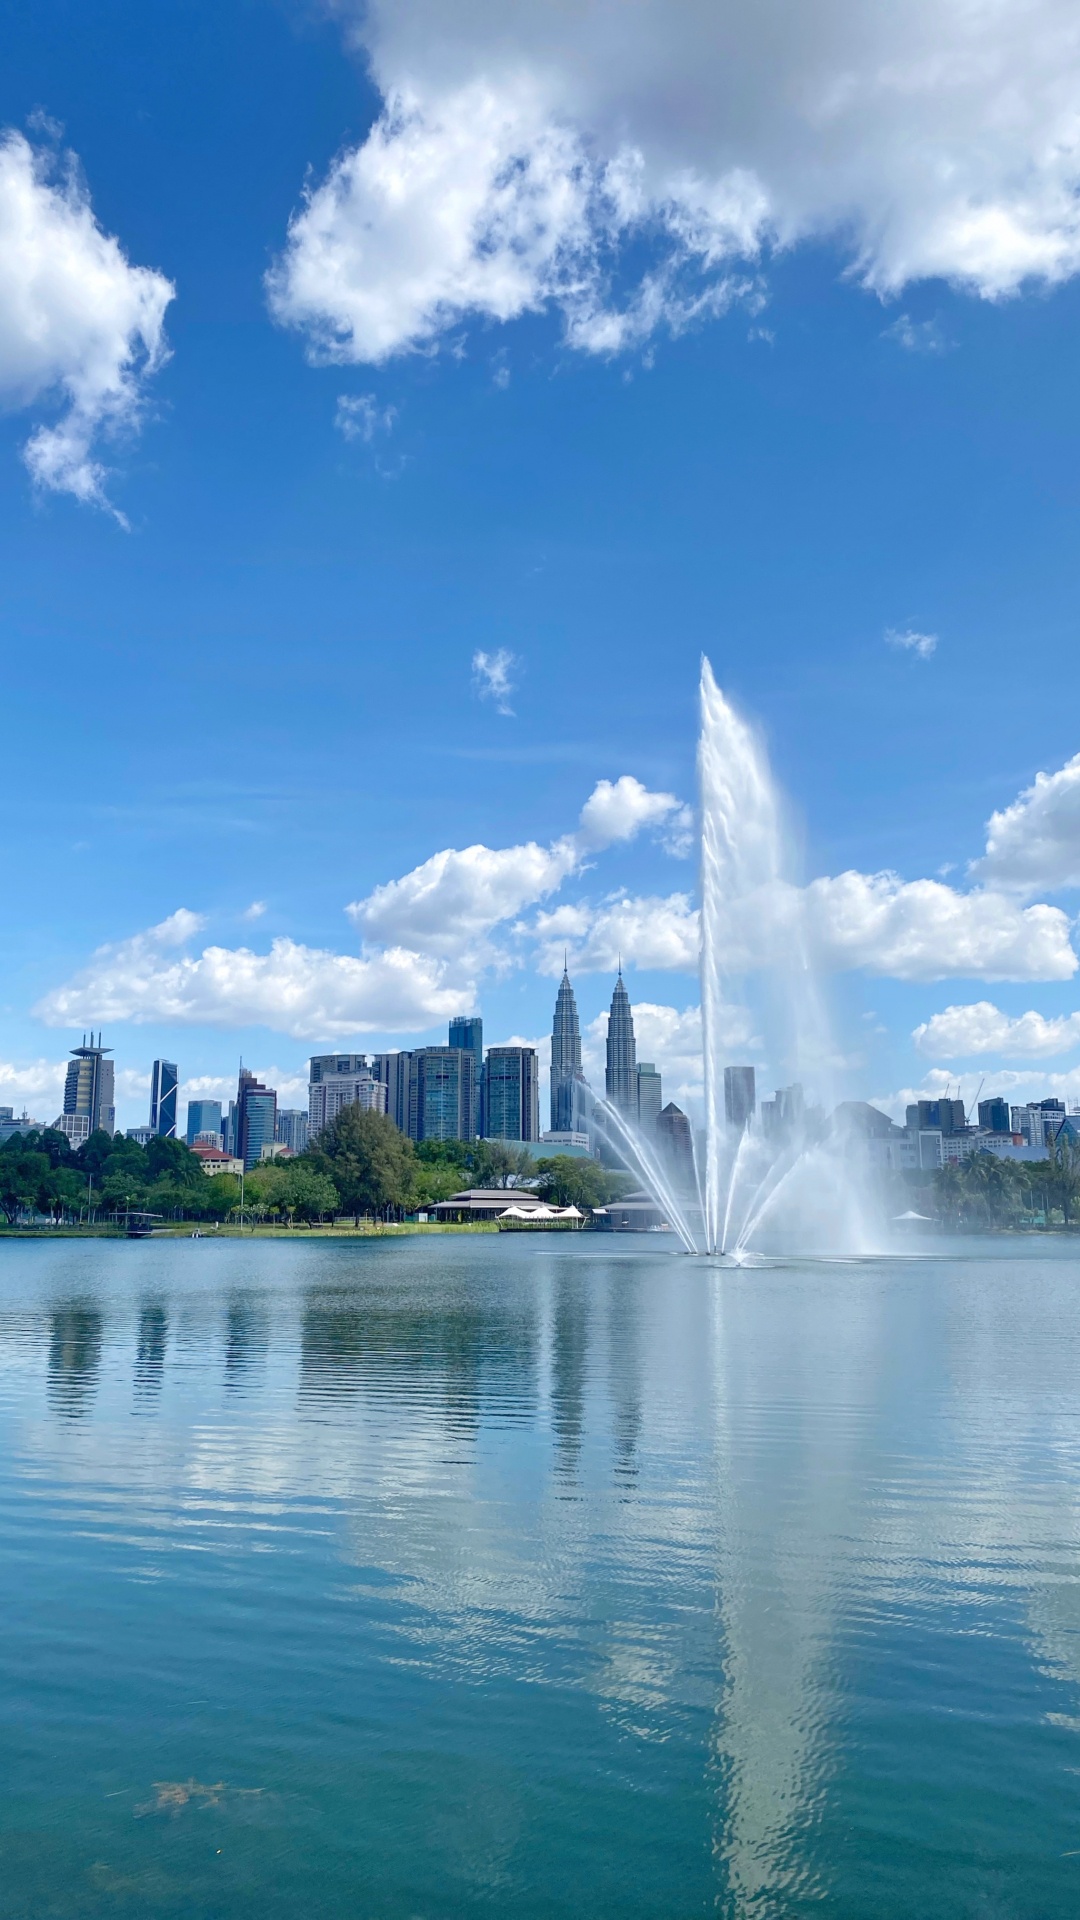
[2,1234,1080,1918]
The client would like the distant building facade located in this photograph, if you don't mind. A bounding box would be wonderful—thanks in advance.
[149,1060,178,1138]
[724,1065,756,1130]
[408,1047,477,1143]
[978,1097,1011,1134]
[484,1047,540,1142]
[448,1018,483,1124]
[275,1109,310,1154]
[308,1055,386,1137]
[186,1098,222,1146]
[636,1061,663,1131]
[656,1102,695,1187]
[62,1035,115,1138]
[605,972,637,1115]
[236,1069,277,1170]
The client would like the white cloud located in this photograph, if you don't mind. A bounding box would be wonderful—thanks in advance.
[472,647,518,716]
[536,871,1077,983]
[334,392,396,441]
[0,1057,67,1121]
[886,626,938,658]
[882,314,949,355]
[536,892,700,974]
[270,0,1080,365]
[913,1001,1080,1059]
[973,752,1080,894]
[348,772,692,960]
[576,775,692,855]
[33,912,471,1040]
[0,129,174,514]
[241,900,267,922]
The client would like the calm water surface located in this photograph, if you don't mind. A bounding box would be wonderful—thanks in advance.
[2,1233,1080,1917]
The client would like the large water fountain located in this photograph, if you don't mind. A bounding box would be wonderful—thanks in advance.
[589,658,879,1259]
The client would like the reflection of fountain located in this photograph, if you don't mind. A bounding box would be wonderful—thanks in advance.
[588,658,878,1258]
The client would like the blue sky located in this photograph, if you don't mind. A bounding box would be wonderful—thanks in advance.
[4,0,1080,1130]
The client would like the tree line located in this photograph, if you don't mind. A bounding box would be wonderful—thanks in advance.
[0,1107,628,1228]
[929,1142,1080,1229]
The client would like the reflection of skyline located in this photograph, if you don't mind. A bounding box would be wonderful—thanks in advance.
[47,1300,103,1419]
[134,1301,167,1405]
[223,1292,268,1392]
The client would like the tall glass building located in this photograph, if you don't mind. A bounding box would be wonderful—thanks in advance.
[237,1069,278,1169]
[448,1018,483,1123]
[408,1048,477,1142]
[185,1098,222,1146]
[605,973,637,1115]
[723,1065,756,1130]
[483,1047,540,1142]
[550,968,582,1132]
[149,1060,178,1138]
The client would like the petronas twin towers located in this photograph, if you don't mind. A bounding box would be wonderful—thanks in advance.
[549,963,639,1130]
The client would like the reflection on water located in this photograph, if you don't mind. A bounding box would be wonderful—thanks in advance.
[47,1299,103,1418]
[1,1237,1080,1918]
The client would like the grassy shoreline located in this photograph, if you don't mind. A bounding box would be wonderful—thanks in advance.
[0,1220,502,1240]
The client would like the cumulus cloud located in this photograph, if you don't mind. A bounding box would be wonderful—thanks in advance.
[536,892,700,975]
[348,772,692,960]
[913,1001,1080,1059]
[882,315,949,356]
[33,911,471,1040]
[886,627,938,658]
[0,1057,67,1121]
[270,0,1080,365]
[241,900,267,922]
[472,647,518,716]
[577,775,693,855]
[537,871,1077,983]
[0,129,174,514]
[973,752,1080,894]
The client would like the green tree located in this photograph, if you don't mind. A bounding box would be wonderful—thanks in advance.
[468,1140,535,1188]
[145,1135,204,1187]
[312,1107,416,1222]
[0,1146,51,1224]
[44,1167,87,1223]
[534,1156,627,1211]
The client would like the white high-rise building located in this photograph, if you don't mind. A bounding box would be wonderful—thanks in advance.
[308,1055,387,1137]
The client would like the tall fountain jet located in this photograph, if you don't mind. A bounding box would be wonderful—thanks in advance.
[588,657,875,1258]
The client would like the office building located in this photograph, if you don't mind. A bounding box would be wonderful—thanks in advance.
[551,967,583,1132]
[978,1097,1011,1134]
[192,1129,224,1150]
[449,1018,483,1123]
[223,1101,238,1157]
[760,1083,805,1137]
[62,1035,115,1138]
[185,1099,222,1147]
[724,1065,756,1130]
[484,1047,540,1142]
[1010,1100,1065,1149]
[905,1098,966,1136]
[605,972,638,1115]
[636,1061,663,1131]
[408,1048,477,1142]
[0,1110,43,1144]
[657,1102,695,1186]
[275,1109,310,1154]
[373,1052,411,1133]
[236,1069,277,1171]
[149,1059,178,1138]
[126,1126,154,1146]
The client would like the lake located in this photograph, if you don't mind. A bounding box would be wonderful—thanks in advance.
[1,1232,1079,1917]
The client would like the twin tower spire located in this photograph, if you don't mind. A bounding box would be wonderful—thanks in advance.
[549,962,636,1132]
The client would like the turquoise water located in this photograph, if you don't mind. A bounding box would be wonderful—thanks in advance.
[2,1235,1080,1917]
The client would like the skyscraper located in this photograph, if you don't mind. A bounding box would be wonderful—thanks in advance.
[657,1102,695,1187]
[307,1054,387,1136]
[373,1052,412,1133]
[275,1109,310,1153]
[408,1048,477,1142]
[62,1035,115,1140]
[448,1017,483,1123]
[236,1068,277,1170]
[186,1098,222,1146]
[550,967,582,1132]
[637,1061,663,1131]
[724,1065,756,1130]
[484,1047,540,1141]
[149,1060,178,1138]
[605,972,637,1115]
